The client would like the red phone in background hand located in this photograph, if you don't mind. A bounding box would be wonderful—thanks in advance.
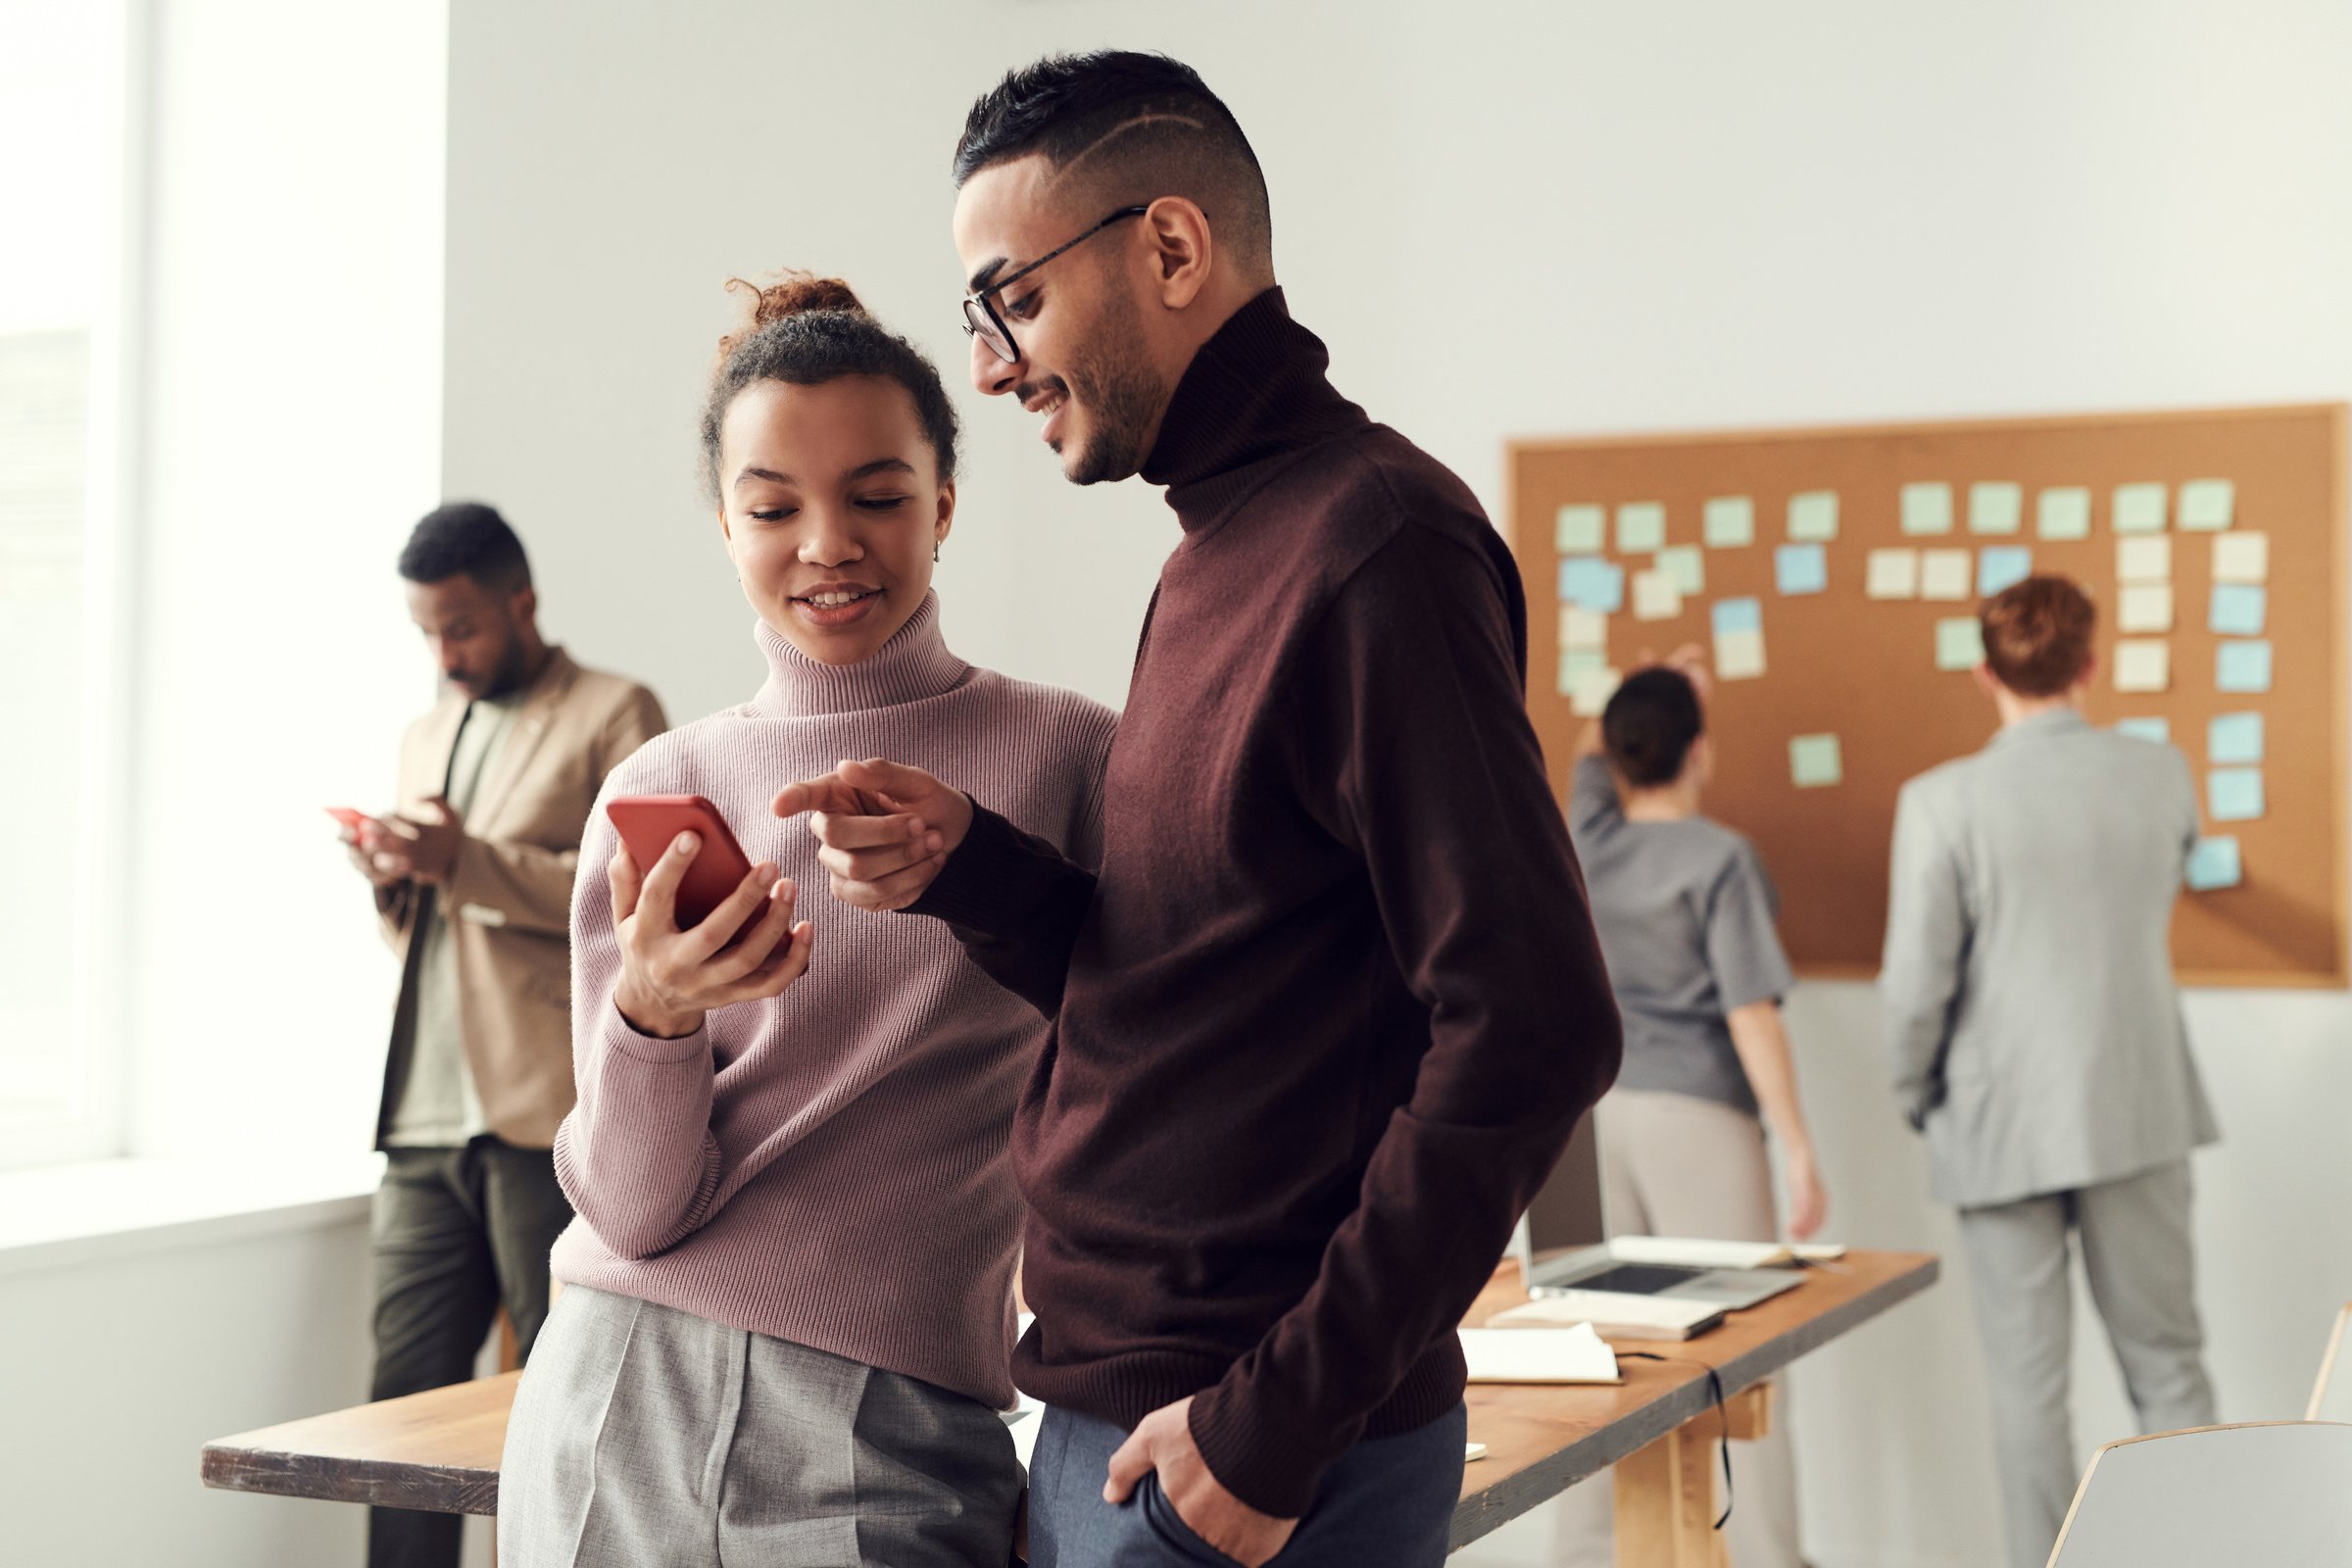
[605,795,764,943]
[325,806,388,845]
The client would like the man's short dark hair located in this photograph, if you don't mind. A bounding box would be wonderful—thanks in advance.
[398,502,531,592]
[953,51,1273,278]
[1982,574,2096,696]
[1602,668,1705,789]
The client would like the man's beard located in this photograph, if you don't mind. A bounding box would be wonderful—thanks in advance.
[477,626,533,700]
[1062,287,1165,487]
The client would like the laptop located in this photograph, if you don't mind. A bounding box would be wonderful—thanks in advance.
[1511,1114,1806,1312]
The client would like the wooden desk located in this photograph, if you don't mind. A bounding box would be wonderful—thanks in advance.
[203,1250,1936,1561]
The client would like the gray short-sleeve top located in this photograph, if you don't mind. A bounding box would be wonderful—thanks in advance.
[1568,756,1794,1116]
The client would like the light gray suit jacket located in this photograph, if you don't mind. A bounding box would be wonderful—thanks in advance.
[1881,709,2220,1208]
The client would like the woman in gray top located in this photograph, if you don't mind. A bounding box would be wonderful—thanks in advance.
[1549,647,1825,1568]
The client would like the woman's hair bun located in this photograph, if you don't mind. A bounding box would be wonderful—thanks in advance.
[733,271,862,323]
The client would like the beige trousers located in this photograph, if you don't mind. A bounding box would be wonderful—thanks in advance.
[1547,1089,1803,1568]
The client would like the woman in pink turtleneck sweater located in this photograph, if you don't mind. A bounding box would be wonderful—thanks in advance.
[497,276,1114,1568]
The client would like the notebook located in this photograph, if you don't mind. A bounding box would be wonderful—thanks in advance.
[1488,1292,1726,1342]
[1460,1322,1622,1383]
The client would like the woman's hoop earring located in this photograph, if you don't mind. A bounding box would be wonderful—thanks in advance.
[933,543,941,564]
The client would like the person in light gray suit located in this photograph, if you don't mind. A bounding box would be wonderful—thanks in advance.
[1881,574,2221,1568]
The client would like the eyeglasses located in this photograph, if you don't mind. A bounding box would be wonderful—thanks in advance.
[960,205,1151,366]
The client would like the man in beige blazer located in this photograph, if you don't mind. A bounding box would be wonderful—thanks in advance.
[340,502,664,1568]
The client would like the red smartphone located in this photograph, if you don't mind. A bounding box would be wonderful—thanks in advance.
[605,795,764,941]
[325,806,387,844]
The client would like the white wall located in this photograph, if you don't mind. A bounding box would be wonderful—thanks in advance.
[0,1209,375,1567]
[438,3,2348,1565]
[126,0,450,1161]
[0,2,452,1561]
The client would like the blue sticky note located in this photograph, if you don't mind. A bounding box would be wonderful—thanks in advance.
[1712,597,1763,637]
[2217,641,2273,693]
[2116,717,2171,745]
[1776,544,1828,596]
[2185,836,2243,891]
[1558,557,1625,613]
[1978,547,2034,597]
[2209,768,2265,822]
[2208,712,2264,765]
[2209,583,2267,637]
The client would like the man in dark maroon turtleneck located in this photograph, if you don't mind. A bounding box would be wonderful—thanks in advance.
[779,52,1620,1568]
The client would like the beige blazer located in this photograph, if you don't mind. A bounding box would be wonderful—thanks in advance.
[374,648,666,1150]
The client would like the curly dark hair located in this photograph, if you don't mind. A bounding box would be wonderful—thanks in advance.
[698,273,959,503]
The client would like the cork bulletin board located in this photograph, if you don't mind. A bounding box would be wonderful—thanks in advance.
[1508,404,2347,988]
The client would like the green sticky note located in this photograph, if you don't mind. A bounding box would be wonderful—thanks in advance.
[2037,487,2092,540]
[2113,482,2169,534]
[2180,478,2234,532]
[1555,504,1605,554]
[1901,482,1954,536]
[1556,646,1607,698]
[1656,545,1705,595]
[1617,502,1667,554]
[1789,734,1843,788]
[1788,490,1839,542]
[1703,496,1755,548]
[1969,482,2024,535]
[1936,616,1984,671]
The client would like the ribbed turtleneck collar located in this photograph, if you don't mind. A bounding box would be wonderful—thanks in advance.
[750,591,971,718]
[1139,286,1369,533]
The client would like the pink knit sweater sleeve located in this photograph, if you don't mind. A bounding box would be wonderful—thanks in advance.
[550,779,725,1259]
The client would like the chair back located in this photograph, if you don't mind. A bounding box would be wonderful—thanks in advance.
[2047,1421,2352,1566]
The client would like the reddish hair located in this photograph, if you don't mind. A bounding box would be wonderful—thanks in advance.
[1981,575,2097,696]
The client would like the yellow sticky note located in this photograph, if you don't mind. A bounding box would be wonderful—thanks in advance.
[2117,583,2174,634]
[1935,617,1984,670]
[2114,640,2171,693]
[1570,665,1623,717]
[1715,628,1766,681]
[1969,482,2024,535]
[1866,549,1921,600]
[2118,536,2172,584]
[1559,606,1608,650]
[1920,550,1974,602]
[2213,531,2268,584]
[1631,568,1683,621]
[1788,734,1843,788]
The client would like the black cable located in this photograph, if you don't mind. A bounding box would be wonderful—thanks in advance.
[1620,1353,1735,1530]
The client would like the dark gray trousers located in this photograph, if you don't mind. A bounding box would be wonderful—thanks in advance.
[1026,1403,1467,1568]
[368,1137,574,1568]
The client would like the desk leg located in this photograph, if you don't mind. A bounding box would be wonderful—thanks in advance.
[1612,1388,1769,1567]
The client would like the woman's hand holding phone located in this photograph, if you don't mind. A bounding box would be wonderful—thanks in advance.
[609,831,813,1040]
